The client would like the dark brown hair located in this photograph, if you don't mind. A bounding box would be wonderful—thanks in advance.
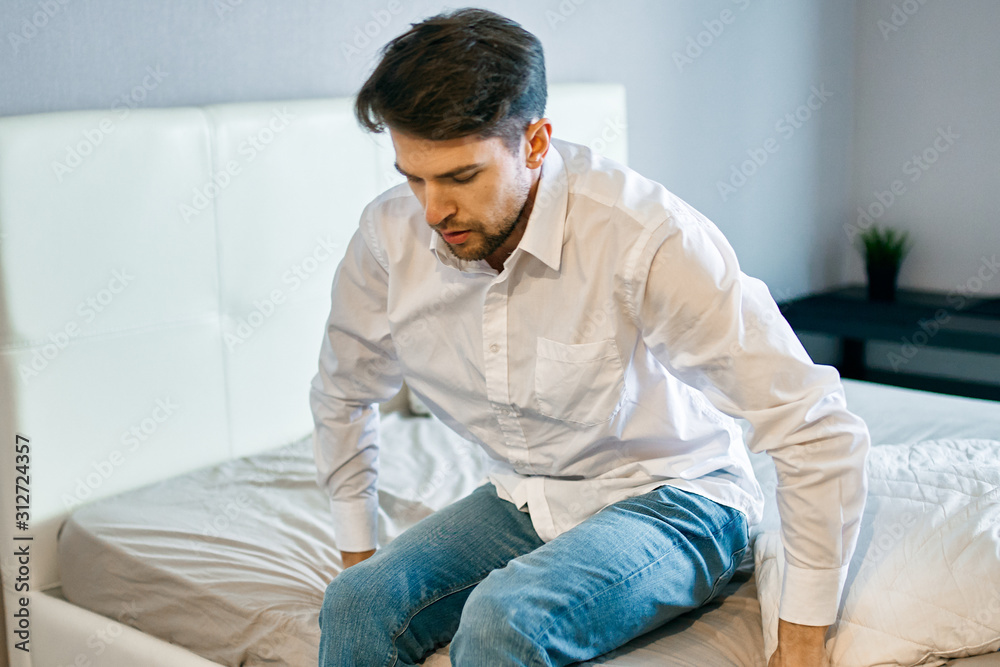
[354,7,547,153]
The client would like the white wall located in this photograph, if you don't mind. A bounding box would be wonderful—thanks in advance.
[0,0,857,300]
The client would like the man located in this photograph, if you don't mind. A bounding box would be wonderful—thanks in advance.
[310,8,869,667]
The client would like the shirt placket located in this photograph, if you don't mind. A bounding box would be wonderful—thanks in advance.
[481,271,531,473]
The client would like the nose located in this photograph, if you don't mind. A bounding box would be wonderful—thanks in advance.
[422,183,454,227]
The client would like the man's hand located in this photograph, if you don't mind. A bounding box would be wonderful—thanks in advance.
[768,619,830,667]
[341,549,376,569]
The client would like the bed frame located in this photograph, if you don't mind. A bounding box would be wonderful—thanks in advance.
[0,84,627,667]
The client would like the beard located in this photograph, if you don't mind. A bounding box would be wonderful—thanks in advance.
[440,172,533,263]
[444,209,521,261]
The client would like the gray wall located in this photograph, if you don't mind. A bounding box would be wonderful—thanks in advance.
[850,0,999,297]
[4,0,994,386]
[842,0,1000,384]
[1,0,857,300]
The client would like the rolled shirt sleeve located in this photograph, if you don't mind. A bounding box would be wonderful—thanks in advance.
[309,215,403,553]
[629,209,870,626]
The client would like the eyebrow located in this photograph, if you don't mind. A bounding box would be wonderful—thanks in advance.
[394,162,484,180]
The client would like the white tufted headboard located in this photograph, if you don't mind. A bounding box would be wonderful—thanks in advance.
[0,83,626,666]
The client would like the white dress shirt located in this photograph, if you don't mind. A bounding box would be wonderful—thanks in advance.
[309,138,870,626]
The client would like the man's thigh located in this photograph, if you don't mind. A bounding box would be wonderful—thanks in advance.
[450,484,750,666]
[319,482,544,666]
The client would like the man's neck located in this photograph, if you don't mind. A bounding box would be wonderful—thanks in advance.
[484,169,542,272]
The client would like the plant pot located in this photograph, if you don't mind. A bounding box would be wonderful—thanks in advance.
[866,262,899,302]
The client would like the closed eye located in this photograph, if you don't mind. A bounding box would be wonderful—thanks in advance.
[403,173,476,185]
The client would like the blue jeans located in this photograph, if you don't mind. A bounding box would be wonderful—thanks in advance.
[318,482,749,666]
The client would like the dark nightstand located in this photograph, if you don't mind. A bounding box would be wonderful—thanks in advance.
[779,286,1000,401]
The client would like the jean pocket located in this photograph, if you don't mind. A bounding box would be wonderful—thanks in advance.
[534,337,627,427]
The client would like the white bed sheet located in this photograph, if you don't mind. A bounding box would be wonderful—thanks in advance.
[56,379,1000,666]
[841,379,1000,445]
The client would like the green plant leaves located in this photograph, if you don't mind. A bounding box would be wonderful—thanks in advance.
[857,225,912,267]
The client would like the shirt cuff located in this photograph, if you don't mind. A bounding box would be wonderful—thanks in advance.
[329,496,380,552]
[778,561,849,626]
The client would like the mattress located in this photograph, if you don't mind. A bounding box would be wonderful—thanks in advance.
[57,379,1000,666]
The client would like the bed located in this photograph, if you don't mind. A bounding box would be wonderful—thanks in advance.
[1,86,998,667]
[37,379,1000,667]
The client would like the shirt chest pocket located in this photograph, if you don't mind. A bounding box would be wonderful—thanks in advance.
[534,337,627,427]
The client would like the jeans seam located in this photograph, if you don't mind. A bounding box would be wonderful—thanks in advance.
[706,517,750,602]
[384,569,495,667]
[706,544,747,602]
[527,509,746,649]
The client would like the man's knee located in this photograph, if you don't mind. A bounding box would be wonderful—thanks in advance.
[450,569,541,663]
[320,561,404,666]
[320,561,383,634]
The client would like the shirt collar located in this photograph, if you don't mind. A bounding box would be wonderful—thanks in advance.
[427,140,569,273]
[512,142,568,272]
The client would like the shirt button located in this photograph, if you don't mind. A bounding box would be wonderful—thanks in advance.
[489,343,500,353]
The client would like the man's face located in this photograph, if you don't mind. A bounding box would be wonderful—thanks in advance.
[390,128,533,265]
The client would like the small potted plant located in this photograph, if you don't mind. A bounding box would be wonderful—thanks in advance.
[857,225,911,302]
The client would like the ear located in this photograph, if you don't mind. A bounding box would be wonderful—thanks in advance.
[524,118,553,169]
